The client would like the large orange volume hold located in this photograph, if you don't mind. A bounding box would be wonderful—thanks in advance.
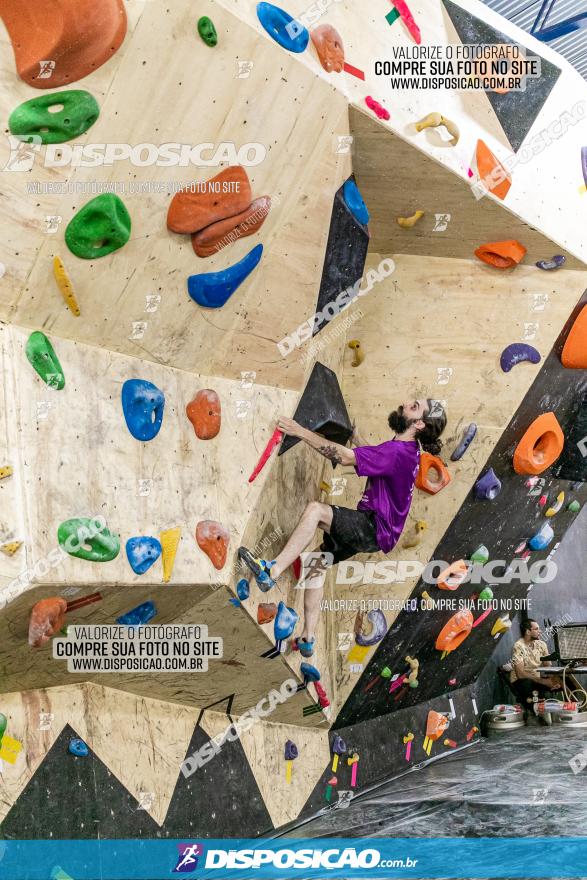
[561,305,587,368]
[513,412,564,475]
[167,167,252,234]
[0,0,127,88]
[476,139,512,201]
[474,240,526,269]
[435,609,473,653]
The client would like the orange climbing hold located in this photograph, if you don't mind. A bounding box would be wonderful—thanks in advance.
[437,559,468,591]
[195,520,229,570]
[435,609,474,653]
[0,0,127,88]
[310,24,345,73]
[186,389,221,440]
[425,710,450,741]
[474,240,526,269]
[513,412,564,475]
[257,602,277,624]
[28,597,67,647]
[561,305,587,369]
[167,167,252,234]
[191,196,271,257]
[415,452,451,495]
[475,139,512,201]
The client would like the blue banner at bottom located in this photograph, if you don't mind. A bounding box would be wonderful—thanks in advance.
[0,837,585,879]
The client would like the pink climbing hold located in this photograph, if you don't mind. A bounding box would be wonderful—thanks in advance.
[365,96,390,121]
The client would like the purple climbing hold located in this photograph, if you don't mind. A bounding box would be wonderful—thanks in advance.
[355,609,387,646]
[536,255,565,271]
[284,739,298,760]
[451,423,477,461]
[500,343,541,373]
[332,734,347,755]
[475,468,502,501]
[582,146,587,189]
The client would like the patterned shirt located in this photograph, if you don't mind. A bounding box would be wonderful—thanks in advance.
[510,638,548,683]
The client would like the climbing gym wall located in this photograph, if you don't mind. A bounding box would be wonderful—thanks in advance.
[0,0,587,848]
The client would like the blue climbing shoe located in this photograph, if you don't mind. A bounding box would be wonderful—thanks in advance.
[238,546,276,592]
[293,636,315,658]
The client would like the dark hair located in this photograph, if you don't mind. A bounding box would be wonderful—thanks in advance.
[418,399,447,455]
[520,618,537,636]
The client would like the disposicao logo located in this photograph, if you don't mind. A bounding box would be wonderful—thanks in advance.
[173,843,204,873]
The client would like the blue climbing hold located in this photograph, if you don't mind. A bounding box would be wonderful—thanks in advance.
[529,522,554,551]
[300,661,321,682]
[274,600,299,640]
[236,577,250,600]
[117,600,157,626]
[187,244,263,308]
[68,738,89,757]
[121,379,165,441]
[343,179,369,225]
[125,536,162,575]
[256,2,309,52]
[500,343,541,373]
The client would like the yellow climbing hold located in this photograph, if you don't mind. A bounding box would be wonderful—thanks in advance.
[491,614,511,637]
[160,527,181,583]
[348,340,364,367]
[402,519,427,548]
[0,466,13,480]
[53,255,81,316]
[320,480,332,494]
[415,111,460,146]
[545,491,564,517]
[0,542,22,556]
[397,210,424,228]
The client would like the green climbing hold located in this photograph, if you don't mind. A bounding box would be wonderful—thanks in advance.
[65,194,131,259]
[9,91,99,145]
[479,587,494,602]
[0,712,6,744]
[381,667,392,678]
[25,331,65,390]
[568,500,581,513]
[198,16,218,46]
[471,544,489,565]
[58,518,120,562]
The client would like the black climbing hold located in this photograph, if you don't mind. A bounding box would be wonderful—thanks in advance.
[553,393,587,482]
[278,362,352,456]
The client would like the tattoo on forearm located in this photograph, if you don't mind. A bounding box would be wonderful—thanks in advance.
[319,444,343,465]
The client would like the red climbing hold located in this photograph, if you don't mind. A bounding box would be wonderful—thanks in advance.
[0,0,127,88]
[186,389,221,440]
[28,597,67,647]
[195,520,229,570]
[167,167,252,234]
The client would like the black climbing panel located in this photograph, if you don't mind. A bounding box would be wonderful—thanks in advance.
[313,175,369,338]
[441,0,561,153]
[554,392,587,481]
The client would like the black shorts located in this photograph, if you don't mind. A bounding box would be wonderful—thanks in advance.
[320,505,380,565]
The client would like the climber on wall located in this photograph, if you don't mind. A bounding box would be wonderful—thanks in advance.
[238,398,447,657]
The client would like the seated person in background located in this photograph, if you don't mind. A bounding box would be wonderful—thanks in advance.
[510,619,562,707]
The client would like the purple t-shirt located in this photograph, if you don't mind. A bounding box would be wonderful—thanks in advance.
[354,440,420,552]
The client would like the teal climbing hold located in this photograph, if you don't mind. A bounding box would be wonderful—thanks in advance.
[25,331,65,390]
[0,712,6,744]
[65,194,131,259]
[187,244,263,308]
[343,179,369,225]
[9,91,99,145]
